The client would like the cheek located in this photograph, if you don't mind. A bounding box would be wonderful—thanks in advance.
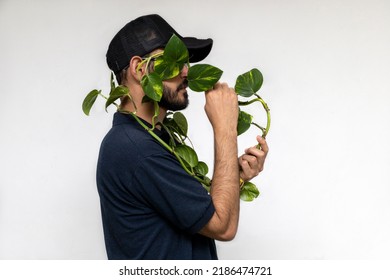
[162,81,175,90]
[163,75,182,87]
[163,81,180,93]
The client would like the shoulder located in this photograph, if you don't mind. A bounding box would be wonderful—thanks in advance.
[103,115,166,156]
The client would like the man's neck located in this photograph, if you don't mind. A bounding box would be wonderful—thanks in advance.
[120,98,167,127]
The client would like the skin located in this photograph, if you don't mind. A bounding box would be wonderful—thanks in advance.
[120,51,269,241]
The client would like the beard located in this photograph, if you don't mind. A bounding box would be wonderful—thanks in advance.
[158,79,189,111]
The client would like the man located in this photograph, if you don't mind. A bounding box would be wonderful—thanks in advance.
[97,14,268,260]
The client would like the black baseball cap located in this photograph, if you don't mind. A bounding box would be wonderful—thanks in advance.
[106,14,213,74]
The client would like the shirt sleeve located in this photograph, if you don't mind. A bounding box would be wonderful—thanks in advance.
[131,152,215,234]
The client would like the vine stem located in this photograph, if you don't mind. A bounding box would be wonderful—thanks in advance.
[136,51,164,73]
[102,82,211,187]
[98,92,108,100]
[251,122,266,134]
[238,97,270,137]
[238,96,271,148]
[98,92,121,109]
[118,109,211,187]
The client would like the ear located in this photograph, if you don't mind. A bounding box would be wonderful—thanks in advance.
[128,56,145,82]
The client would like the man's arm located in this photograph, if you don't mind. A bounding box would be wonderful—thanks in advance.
[199,83,240,241]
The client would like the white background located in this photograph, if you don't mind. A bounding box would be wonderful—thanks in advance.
[1,0,389,260]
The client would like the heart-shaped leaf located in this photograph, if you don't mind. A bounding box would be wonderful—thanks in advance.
[174,145,198,168]
[237,110,253,136]
[194,161,209,176]
[105,85,129,111]
[141,73,163,102]
[154,57,181,80]
[82,89,101,116]
[188,64,223,92]
[173,112,188,136]
[162,118,183,145]
[154,34,188,80]
[240,181,260,201]
[163,34,189,65]
[235,68,263,97]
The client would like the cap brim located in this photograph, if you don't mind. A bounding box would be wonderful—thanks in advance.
[182,37,213,63]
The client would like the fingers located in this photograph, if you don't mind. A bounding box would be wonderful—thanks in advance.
[240,152,263,173]
[204,82,238,133]
[239,156,259,181]
[244,137,268,163]
[205,82,229,92]
[239,136,269,181]
[205,82,237,104]
[255,135,269,154]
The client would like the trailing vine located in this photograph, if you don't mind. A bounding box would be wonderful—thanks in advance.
[82,34,270,201]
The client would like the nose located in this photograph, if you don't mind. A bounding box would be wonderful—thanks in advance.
[180,64,189,78]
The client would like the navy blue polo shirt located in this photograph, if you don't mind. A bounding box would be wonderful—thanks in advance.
[96,112,217,259]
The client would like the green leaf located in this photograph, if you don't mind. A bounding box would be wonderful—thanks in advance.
[82,89,101,116]
[163,113,188,140]
[194,161,209,176]
[237,110,253,136]
[154,57,181,80]
[164,123,184,146]
[174,145,198,168]
[172,112,188,136]
[188,64,223,92]
[105,85,129,111]
[240,181,260,201]
[141,73,163,102]
[154,34,188,80]
[163,34,189,65]
[235,68,263,97]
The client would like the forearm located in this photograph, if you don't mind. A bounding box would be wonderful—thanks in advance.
[199,82,240,241]
[200,129,240,241]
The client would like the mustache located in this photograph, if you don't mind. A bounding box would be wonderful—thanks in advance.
[177,79,188,91]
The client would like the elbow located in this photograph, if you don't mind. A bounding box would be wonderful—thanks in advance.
[214,227,238,241]
[199,210,239,241]
[216,233,236,242]
[199,222,238,241]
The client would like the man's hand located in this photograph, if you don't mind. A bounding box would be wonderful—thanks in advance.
[204,82,238,135]
[239,136,269,182]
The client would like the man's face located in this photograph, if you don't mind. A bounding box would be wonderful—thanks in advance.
[159,77,189,111]
[158,63,189,111]
[144,48,190,111]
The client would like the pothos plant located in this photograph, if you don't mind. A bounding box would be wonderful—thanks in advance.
[82,34,270,202]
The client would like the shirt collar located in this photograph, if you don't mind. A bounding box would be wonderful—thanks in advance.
[113,112,167,139]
